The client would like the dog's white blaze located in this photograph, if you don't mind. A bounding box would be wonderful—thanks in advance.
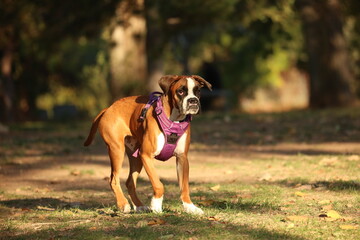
[154,132,165,156]
[174,133,187,155]
[183,78,199,114]
[150,195,163,213]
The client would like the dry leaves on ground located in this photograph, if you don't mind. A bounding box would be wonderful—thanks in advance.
[210,184,220,191]
[294,191,307,197]
[136,218,166,227]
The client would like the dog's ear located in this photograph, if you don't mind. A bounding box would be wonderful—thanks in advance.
[192,75,212,91]
[158,75,181,95]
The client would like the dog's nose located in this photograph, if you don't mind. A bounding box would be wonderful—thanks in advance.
[188,98,199,104]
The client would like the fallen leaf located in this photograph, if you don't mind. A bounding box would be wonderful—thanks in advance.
[89,226,97,230]
[210,185,220,191]
[294,191,307,197]
[148,218,166,226]
[326,210,342,219]
[208,216,220,221]
[339,225,358,230]
[285,215,309,222]
[319,210,343,221]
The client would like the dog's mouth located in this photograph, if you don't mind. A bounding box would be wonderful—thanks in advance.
[185,103,200,115]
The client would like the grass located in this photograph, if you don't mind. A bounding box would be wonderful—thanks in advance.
[1,108,360,239]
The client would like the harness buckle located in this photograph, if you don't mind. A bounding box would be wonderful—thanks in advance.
[167,133,179,144]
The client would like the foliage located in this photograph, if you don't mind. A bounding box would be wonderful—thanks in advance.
[0,0,117,119]
[1,0,360,120]
[145,0,304,103]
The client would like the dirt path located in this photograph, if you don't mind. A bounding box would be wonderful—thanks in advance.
[1,133,359,198]
[1,109,360,203]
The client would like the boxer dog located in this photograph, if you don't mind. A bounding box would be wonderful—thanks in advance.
[84,75,211,214]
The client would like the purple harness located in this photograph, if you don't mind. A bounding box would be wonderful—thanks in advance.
[133,92,191,161]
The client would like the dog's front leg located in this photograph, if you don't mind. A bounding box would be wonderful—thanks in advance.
[141,153,164,213]
[176,153,204,215]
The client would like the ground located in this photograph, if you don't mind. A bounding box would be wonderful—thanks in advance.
[0,108,359,239]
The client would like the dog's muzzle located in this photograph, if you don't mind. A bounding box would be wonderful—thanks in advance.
[186,98,200,114]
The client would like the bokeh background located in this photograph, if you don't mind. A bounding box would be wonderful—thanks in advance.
[1,0,360,122]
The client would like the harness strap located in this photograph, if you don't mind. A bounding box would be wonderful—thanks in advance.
[133,92,191,161]
[138,92,162,122]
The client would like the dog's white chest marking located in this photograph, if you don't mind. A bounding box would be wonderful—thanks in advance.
[174,133,187,155]
[154,133,165,156]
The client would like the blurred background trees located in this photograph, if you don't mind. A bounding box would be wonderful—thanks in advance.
[1,0,359,122]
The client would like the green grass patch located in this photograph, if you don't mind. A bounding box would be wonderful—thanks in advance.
[1,109,360,239]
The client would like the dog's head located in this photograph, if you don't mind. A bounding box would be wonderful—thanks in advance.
[159,75,212,115]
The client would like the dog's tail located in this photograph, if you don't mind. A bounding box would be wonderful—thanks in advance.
[84,108,107,146]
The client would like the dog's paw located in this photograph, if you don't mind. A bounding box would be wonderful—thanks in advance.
[121,203,131,213]
[150,196,163,213]
[135,205,151,213]
[183,202,204,215]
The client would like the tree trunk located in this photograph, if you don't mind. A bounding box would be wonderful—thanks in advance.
[1,44,15,122]
[295,0,356,108]
[108,0,147,101]
[145,0,165,92]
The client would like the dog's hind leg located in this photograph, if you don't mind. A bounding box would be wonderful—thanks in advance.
[125,145,149,212]
[107,142,131,213]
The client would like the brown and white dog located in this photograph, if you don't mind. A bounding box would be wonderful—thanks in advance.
[84,75,212,214]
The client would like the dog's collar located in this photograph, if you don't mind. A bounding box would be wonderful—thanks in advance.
[134,92,191,161]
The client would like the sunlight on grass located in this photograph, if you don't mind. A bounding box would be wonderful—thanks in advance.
[1,109,360,239]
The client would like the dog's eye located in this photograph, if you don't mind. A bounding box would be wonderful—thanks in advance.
[178,90,184,96]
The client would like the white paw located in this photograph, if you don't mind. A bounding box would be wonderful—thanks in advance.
[183,202,204,215]
[150,196,163,213]
[134,205,150,213]
[123,203,131,213]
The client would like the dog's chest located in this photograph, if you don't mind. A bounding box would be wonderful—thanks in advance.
[154,132,187,157]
